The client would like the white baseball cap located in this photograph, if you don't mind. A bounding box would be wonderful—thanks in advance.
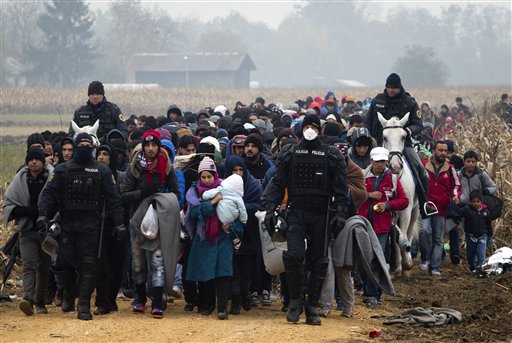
[370,147,389,161]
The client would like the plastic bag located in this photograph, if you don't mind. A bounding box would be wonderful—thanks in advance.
[255,210,287,276]
[141,204,158,240]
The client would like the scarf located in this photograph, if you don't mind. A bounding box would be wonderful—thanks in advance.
[197,173,222,243]
[137,151,168,185]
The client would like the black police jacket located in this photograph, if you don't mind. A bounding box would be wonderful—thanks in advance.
[365,89,423,147]
[70,98,128,140]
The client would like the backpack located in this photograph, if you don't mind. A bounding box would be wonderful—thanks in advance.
[479,172,503,221]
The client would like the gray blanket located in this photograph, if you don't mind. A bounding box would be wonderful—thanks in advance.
[373,307,462,327]
[130,192,181,292]
[332,215,395,295]
[3,167,32,232]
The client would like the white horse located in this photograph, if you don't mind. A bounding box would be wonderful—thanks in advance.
[70,119,100,147]
[378,112,419,278]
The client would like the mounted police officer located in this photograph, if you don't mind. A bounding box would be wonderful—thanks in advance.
[37,133,125,320]
[365,73,438,217]
[70,81,128,141]
[261,115,348,325]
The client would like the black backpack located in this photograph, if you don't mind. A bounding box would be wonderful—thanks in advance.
[479,173,503,221]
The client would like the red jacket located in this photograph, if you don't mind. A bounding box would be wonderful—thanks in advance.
[358,168,409,234]
[423,157,461,216]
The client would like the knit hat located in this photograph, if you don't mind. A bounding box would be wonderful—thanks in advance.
[27,133,45,149]
[41,130,52,142]
[232,135,247,148]
[244,133,264,152]
[88,81,105,96]
[301,114,321,131]
[323,122,343,137]
[154,127,172,141]
[75,133,94,146]
[385,73,402,88]
[198,156,217,174]
[141,130,161,148]
[26,147,46,164]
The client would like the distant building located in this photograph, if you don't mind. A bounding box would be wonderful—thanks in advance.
[128,52,256,88]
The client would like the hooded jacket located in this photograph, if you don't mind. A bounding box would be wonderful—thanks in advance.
[423,157,461,216]
[348,128,373,169]
[202,174,248,225]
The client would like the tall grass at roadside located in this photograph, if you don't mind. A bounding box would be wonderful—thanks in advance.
[0,144,26,193]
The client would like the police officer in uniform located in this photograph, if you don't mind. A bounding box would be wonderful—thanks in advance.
[261,115,348,325]
[70,81,128,141]
[38,133,125,320]
[365,73,437,217]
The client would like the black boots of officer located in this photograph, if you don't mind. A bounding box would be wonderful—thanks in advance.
[54,269,76,312]
[77,258,97,320]
[283,251,304,323]
[305,258,329,326]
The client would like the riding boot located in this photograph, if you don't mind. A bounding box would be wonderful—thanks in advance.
[305,257,328,326]
[282,251,304,323]
[54,269,76,312]
[77,271,95,320]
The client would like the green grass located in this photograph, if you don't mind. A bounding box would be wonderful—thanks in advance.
[0,144,26,191]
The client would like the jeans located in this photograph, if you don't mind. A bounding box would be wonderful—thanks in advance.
[173,264,183,288]
[363,233,388,299]
[419,216,446,272]
[465,234,487,271]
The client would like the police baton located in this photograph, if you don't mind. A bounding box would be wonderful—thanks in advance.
[97,199,106,259]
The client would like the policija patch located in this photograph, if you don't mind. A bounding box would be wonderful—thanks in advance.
[416,110,422,118]
[119,113,127,122]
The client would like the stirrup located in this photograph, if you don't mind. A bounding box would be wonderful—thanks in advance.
[424,201,439,216]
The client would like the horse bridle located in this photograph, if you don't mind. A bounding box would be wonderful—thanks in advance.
[382,125,405,170]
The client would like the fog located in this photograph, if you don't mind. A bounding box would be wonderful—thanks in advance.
[2,0,511,87]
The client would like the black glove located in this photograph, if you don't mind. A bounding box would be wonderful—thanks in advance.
[27,206,39,220]
[113,224,127,241]
[332,206,347,238]
[36,216,49,236]
[141,184,160,198]
[264,210,277,232]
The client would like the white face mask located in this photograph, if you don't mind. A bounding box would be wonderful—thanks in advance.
[303,128,318,141]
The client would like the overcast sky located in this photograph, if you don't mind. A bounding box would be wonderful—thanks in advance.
[88,1,511,29]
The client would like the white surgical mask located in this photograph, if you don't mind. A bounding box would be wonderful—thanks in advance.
[303,128,318,141]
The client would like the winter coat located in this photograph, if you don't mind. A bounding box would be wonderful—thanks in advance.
[423,158,461,216]
[185,184,239,282]
[358,168,409,234]
[202,174,248,225]
[457,167,497,205]
[453,204,492,237]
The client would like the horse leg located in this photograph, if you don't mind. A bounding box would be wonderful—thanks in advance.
[399,208,414,274]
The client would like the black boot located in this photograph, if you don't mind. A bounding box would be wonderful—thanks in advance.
[77,259,96,320]
[54,269,76,312]
[282,251,304,323]
[229,296,241,315]
[305,257,328,326]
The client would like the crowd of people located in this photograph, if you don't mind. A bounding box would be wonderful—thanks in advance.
[3,75,505,324]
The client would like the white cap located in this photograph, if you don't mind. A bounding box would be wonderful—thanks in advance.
[243,123,256,130]
[370,147,389,161]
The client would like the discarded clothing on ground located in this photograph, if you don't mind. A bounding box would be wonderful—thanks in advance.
[372,307,462,327]
[481,247,512,275]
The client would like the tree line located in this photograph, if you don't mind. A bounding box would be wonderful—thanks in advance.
[1,0,510,87]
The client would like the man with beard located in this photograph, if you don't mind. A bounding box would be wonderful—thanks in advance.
[70,81,128,140]
[261,115,349,325]
[418,140,460,277]
[365,73,437,218]
[242,133,273,183]
[38,133,125,320]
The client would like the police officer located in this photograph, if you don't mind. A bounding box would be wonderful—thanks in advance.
[261,115,348,325]
[70,81,128,141]
[365,73,437,217]
[37,133,125,320]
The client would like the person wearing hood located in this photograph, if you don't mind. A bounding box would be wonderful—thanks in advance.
[38,133,125,320]
[223,156,263,314]
[261,114,348,326]
[365,73,437,218]
[167,105,183,122]
[420,101,435,127]
[70,81,128,140]
[348,128,373,170]
[55,137,75,165]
